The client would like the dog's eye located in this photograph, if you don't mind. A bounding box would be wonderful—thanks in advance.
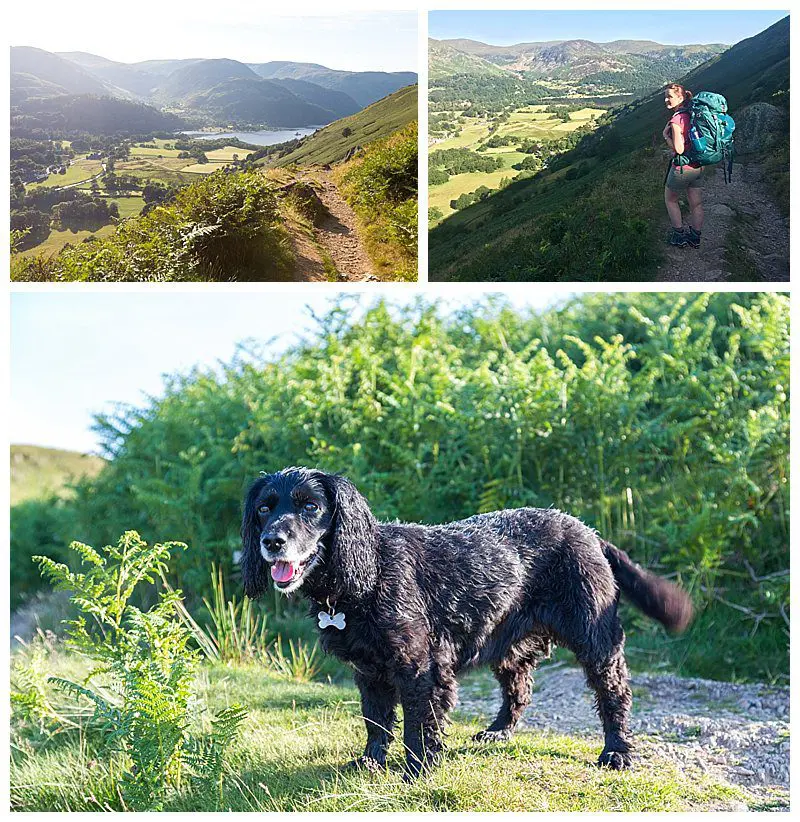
[257,504,270,515]
[303,501,320,513]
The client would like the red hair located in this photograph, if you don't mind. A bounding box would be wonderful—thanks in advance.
[666,84,693,104]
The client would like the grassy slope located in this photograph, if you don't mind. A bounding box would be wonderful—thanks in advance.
[11,654,745,812]
[269,85,417,166]
[10,445,105,505]
[428,16,789,280]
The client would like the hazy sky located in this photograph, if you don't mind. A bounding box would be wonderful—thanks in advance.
[9,3,417,72]
[429,9,788,47]
[11,291,565,454]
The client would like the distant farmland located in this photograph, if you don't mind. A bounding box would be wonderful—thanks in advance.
[429,105,604,220]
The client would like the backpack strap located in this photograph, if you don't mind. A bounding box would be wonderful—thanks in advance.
[724,147,734,184]
[664,156,673,186]
[673,153,691,173]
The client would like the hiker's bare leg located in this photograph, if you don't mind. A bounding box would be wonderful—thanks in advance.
[687,187,704,232]
[664,188,683,229]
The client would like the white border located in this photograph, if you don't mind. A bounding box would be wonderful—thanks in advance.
[4,0,796,818]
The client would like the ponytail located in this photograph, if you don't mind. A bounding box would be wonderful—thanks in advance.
[666,83,693,105]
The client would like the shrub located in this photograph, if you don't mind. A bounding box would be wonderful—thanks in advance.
[11,497,81,609]
[11,170,294,282]
[31,532,247,810]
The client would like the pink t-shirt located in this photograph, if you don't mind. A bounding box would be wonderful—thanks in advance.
[669,110,700,168]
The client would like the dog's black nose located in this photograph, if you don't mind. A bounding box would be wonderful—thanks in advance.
[262,532,287,551]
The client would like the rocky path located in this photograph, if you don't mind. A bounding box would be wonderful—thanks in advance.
[658,161,789,281]
[458,663,789,810]
[300,170,375,281]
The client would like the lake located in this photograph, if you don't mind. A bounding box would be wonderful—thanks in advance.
[179,128,318,146]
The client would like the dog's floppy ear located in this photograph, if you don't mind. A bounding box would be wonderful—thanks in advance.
[318,472,379,599]
[240,477,271,599]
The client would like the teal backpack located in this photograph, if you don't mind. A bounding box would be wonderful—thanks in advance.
[676,91,736,183]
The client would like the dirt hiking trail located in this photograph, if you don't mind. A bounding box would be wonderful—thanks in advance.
[658,161,789,282]
[297,169,375,281]
[458,663,789,810]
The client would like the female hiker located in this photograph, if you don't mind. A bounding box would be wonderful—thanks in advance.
[663,83,703,248]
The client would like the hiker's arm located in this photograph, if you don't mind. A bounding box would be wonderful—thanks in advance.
[669,122,685,155]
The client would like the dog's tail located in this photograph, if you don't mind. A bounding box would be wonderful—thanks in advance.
[601,540,693,633]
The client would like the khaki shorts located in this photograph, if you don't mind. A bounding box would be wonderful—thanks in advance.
[665,163,703,192]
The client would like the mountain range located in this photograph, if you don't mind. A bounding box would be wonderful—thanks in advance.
[10,46,416,130]
[430,36,728,88]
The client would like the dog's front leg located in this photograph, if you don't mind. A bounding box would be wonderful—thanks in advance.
[350,671,398,772]
[398,669,454,781]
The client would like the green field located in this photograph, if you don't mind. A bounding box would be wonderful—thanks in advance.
[10,445,105,505]
[429,155,521,216]
[111,157,196,187]
[17,196,145,258]
[128,143,251,166]
[17,224,116,258]
[129,145,183,159]
[205,145,253,162]
[33,158,103,189]
[111,195,145,218]
[430,121,492,150]
[181,162,232,174]
[10,650,749,812]
[429,106,604,221]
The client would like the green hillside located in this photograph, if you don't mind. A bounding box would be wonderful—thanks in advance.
[12,94,188,136]
[10,445,105,506]
[429,17,789,281]
[268,84,417,166]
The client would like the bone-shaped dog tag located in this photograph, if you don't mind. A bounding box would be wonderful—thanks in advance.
[318,610,346,630]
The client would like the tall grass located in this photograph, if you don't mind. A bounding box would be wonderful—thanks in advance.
[198,564,271,663]
[173,565,323,682]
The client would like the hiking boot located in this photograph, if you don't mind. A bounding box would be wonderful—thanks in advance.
[666,227,688,247]
[686,226,702,248]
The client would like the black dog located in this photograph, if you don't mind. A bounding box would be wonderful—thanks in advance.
[241,467,693,779]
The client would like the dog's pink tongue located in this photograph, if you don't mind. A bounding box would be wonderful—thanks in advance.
[271,560,295,583]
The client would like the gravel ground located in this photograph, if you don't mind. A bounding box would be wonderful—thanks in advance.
[457,662,789,810]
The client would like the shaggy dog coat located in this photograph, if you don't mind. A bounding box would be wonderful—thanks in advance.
[242,468,693,778]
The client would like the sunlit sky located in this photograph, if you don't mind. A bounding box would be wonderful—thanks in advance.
[11,291,567,454]
[9,2,417,72]
[429,9,788,47]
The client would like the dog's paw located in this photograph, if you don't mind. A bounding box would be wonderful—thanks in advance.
[597,749,632,770]
[345,755,387,774]
[403,751,442,782]
[472,728,512,743]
